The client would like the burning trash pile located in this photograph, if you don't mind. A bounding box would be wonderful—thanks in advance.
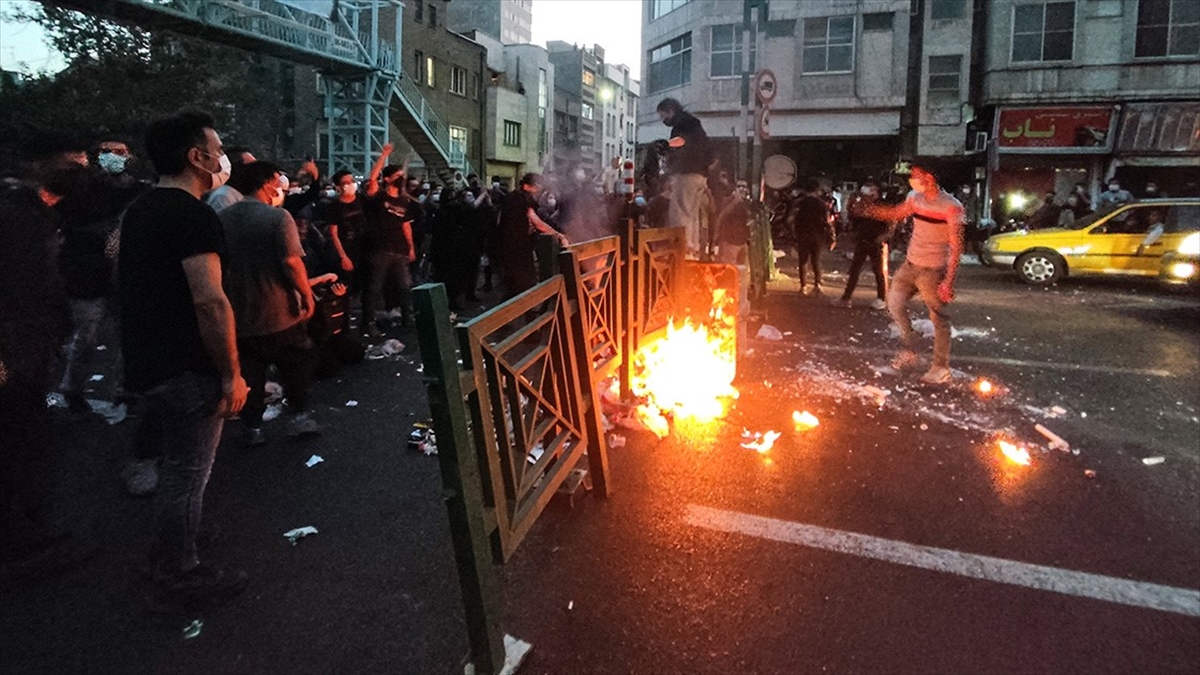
[617,289,740,440]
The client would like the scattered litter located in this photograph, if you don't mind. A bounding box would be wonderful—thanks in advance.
[182,619,203,640]
[86,399,128,425]
[861,385,889,406]
[284,526,319,545]
[407,422,437,455]
[740,429,781,453]
[872,365,899,377]
[1142,456,1165,466]
[1050,405,1068,416]
[608,434,626,448]
[345,400,359,407]
[527,444,545,465]
[792,410,820,430]
[567,600,574,610]
[888,320,992,340]
[96,344,108,351]
[365,339,405,359]
[783,331,793,336]
[264,381,284,403]
[919,423,929,431]
[89,374,104,382]
[772,249,787,259]
[755,324,784,341]
[263,403,284,422]
[45,392,67,408]
[305,455,324,468]
[1034,423,1070,452]
[1084,469,1096,478]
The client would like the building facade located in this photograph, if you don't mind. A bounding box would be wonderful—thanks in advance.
[446,0,533,45]
[468,30,555,186]
[548,41,604,175]
[382,0,487,179]
[599,63,641,170]
[638,0,1198,209]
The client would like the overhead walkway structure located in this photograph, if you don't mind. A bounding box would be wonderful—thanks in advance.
[44,0,472,177]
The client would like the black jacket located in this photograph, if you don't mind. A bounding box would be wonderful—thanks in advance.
[666,111,712,176]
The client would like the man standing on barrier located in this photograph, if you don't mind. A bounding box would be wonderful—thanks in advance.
[656,98,713,258]
[859,163,964,385]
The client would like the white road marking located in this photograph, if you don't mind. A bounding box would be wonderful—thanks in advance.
[790,343,1175,378]
[684,504,1200,618]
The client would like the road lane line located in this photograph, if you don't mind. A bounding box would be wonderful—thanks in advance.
[684,505,1200,618]
[790,343,1175,378]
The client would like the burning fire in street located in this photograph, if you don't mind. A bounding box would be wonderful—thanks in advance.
[629,289,738,438]
[792,410,820,430]
[997,439,1031,466]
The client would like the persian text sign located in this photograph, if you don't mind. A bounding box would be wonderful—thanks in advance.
[995,106,1117,154]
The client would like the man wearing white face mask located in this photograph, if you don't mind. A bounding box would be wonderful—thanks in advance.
[203,146,252,212]
[218,161,318,446]
[118,109,249,605]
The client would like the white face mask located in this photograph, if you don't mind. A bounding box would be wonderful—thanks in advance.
[340,182,358,196]
[97,152,127,175]
[323,188,337,199]
[546,198,557,208]
[206,152,232,190]
[431,193,440,203]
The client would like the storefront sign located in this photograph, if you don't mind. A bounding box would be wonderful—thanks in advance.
[995,106,1117,154]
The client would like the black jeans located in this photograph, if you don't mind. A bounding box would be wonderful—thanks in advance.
[363,253,413,323]
[239,323,315,426]
[796,240,824,289]
[842,239,888,301]
[139,371,225,573]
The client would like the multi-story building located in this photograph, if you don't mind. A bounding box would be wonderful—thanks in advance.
[599,63,640,170]
[638,0,1198,209]
[548,40,604,175]
[467,30,555,186]
[446,0,533,45]
[381,0,487,181]
[974,0,1200,214]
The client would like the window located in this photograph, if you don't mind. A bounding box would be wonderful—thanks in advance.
[425,56,436,87]
[1011,2,1075,63]
[538,68,547,118]
[803,16,855,73]
[930,0,966,20]
[414,0,423,22]
[863,12,893,31]
[928,55,962,93]
[710,24,756,78]
[649,0,690,21]
[449,126,467,166]
[626,121,634,144]
[648,32,692,92]
[582,103,594,120]
[470,73,479,99]
[582,69,595,87]
[415,51,426,82]
[450,66,467,95]
[503,120,521,147]
[429,5,438,28]
[1136,0,1200,58]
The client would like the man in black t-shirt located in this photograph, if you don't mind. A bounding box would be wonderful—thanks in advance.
[118,110,249,606]
[790,179,837,295]
[839,181,891,309]
[498,173,568,299]
[363,163,417,333]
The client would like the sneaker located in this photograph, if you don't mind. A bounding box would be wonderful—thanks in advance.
[154,562,247,607]
[243,426,267,448]
[836,298,853,308]
[800,286,813,296]
[920,366,953,384]
[285,412,321,438]
[891,350,920,371]
[121,459,159,497]
[870,298,888,310]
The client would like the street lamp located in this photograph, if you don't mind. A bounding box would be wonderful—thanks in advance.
[599,88,613,101]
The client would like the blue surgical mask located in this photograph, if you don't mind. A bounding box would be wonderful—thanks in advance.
[634,196,646,207]
[97,152,127,175]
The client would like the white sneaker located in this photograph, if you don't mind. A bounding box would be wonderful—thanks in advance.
[891,350,920,371]
[870,298,887,310]
[920,366,953,384]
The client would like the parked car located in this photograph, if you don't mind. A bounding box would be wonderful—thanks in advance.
[981,198,1200,286]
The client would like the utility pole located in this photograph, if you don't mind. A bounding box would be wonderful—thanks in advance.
[900,0,926,161]
[740,0,767,201]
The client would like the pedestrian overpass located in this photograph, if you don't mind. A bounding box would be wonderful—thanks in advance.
[44,0,470,178]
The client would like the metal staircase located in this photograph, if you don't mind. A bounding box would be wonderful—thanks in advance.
[43,0,466,177]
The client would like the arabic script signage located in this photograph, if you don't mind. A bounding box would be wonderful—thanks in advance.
[995,106,1117,154]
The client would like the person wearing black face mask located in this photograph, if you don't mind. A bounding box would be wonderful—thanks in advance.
[656,97,714,257]
[363,161,417,333]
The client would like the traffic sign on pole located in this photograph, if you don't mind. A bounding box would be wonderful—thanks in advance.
[754,69,777,105]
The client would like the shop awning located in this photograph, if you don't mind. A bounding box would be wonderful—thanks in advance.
[1116,102,1200,155]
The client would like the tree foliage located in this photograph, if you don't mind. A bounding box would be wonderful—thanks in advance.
[0,3,303,175]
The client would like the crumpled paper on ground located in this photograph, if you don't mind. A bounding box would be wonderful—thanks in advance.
[284,526,319,545]
[755,324,784,341]
[366,339,405,360]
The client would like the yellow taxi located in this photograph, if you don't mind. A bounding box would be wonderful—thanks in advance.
[982,199,1200,286]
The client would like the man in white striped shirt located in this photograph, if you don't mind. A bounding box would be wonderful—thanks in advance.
[861,163,964,384]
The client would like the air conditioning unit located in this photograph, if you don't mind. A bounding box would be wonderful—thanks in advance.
[968,131,988,153]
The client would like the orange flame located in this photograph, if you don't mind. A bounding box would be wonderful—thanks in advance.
[976,379,995,396]
[630,289,739,436]
[741,430,781,454]
[998,439,1031,466]
[792,410,820,430]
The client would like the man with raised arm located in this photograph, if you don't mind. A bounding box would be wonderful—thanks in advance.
[860,163,964,384]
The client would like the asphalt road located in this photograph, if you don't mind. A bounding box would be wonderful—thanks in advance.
[3,254,1197,674]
